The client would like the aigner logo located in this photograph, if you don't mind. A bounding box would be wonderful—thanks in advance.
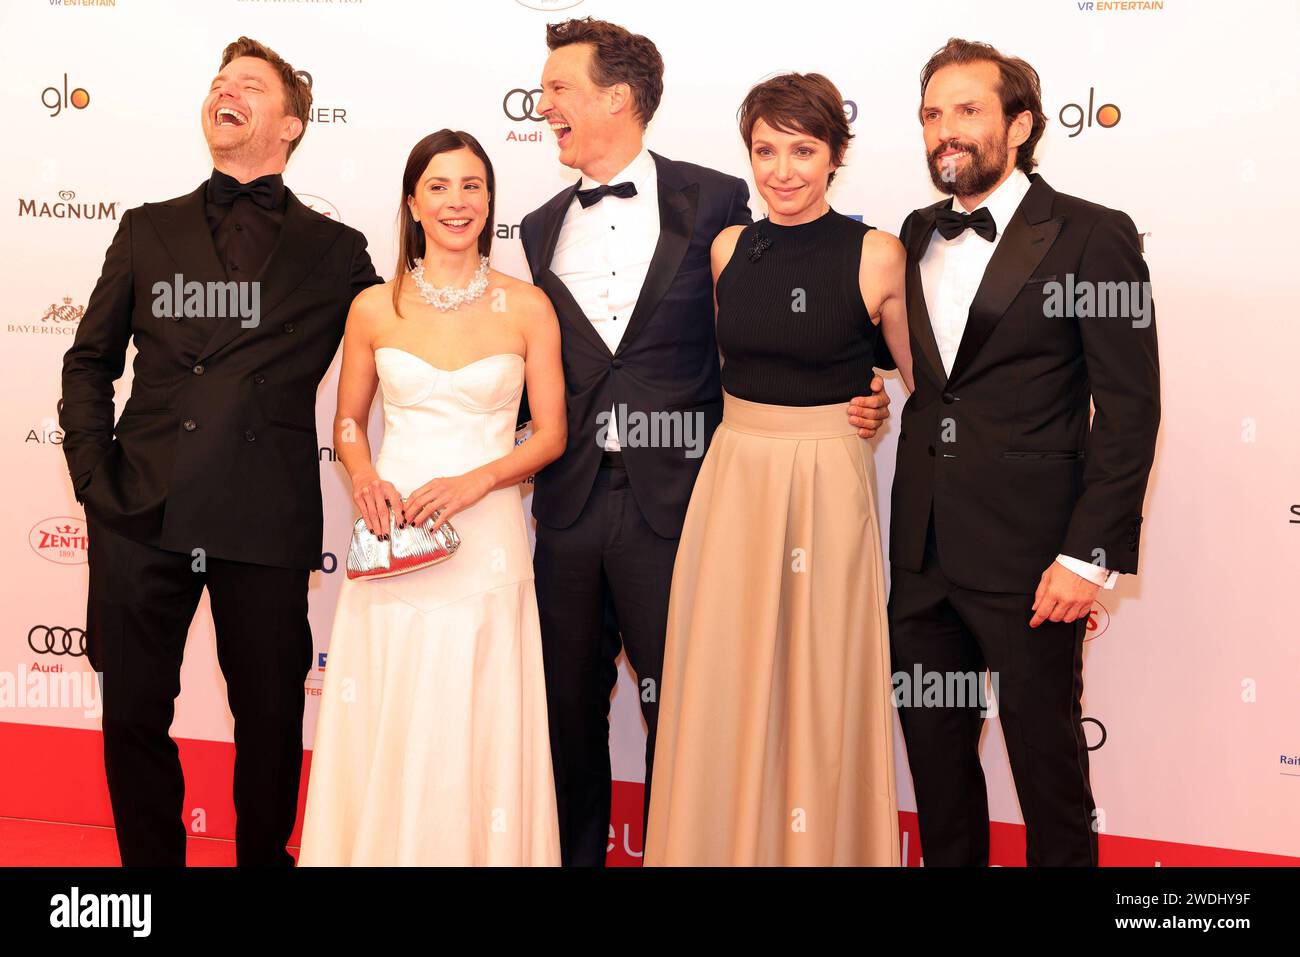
[1060,88,1121,137]
[293,70,348,124]
[29,625,87,657]
[42,74,90,117]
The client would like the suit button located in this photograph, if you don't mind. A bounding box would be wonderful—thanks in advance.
[244,430,256,442]
[283,322,295,333]
[183,419,198,431]
[927,445,935,457]
[192,364,205,375]
[611,358,623,369]
[942,392,955,404]
[253,374,265,385]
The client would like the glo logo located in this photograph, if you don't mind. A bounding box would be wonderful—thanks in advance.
[1060,88,1120,137]
[42,74,89,117]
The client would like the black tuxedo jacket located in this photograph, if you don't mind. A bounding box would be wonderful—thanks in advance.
[60,182,381,570]
[891,174,1160,593]
[519,152,751,538]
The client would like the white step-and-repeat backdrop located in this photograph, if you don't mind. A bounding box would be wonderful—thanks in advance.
[3,0,1297,862]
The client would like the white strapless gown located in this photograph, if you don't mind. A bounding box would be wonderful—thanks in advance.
[298,348,560,866]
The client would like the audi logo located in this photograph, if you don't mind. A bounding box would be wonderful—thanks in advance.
[29,625,87,656]
[1082,716,1107,751]
[503,88,545,122]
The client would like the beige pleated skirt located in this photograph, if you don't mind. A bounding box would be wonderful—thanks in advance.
[645,390,899,866]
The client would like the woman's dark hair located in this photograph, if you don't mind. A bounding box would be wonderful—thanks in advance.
[393,129,495,317]
[737,72,853,185]
[918,37,1046,175]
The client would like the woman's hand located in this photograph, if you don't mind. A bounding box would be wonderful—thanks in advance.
[352,471,407,539]
[405,469,495,531]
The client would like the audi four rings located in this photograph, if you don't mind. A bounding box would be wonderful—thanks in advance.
[28,625,87,656]
[503,88,545,122]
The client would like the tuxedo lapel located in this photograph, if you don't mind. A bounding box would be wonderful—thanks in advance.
[947,175,1062,385]
[534,180,580,276]
[537,180,614,358]
[615,155,697,357]
[905,203,948,388]
[195,189,338,362]
[140,183,227,286]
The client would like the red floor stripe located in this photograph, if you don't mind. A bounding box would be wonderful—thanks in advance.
[2,721,1296,866]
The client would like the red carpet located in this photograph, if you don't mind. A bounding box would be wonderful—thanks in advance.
[0,817,282,867]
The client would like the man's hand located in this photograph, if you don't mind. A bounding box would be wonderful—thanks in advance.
[847,375,890,439]
[1030,562,1101,628]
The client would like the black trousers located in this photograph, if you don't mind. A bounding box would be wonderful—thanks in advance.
[888,515,1098,866]
[533,464,679,866]
[84,512,312,867]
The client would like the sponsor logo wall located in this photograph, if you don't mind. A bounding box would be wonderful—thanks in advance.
[2,0,1296,864]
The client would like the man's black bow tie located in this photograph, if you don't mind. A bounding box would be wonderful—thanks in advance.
[210,171,282,210]
[576,180,638,209]
[935,205,997,242]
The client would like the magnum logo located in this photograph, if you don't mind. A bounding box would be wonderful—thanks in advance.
[18,189,118,220]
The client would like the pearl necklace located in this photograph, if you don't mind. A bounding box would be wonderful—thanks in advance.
[410,255,491,311]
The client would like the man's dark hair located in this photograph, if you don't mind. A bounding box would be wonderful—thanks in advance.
[546,17,664,129]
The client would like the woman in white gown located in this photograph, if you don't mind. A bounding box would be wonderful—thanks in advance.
[298,130,566,866]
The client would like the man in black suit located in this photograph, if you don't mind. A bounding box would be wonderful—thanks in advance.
[59,37,380,866]
[520,17,890,866]
[851,38,1160,865]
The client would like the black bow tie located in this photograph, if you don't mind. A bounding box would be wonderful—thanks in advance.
[935,205,997,242]
[576,180,637,209]
[209,170,283,210]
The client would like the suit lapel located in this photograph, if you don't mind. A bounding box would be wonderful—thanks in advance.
[614,152,697,356]
[946,175,1062,385]
[195,188,338,362]
[534,179,579,277]
[140,183,227,286]
[537,180,614,358]
[905,202,948,388]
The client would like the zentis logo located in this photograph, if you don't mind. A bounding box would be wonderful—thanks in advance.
[29,517,89,565]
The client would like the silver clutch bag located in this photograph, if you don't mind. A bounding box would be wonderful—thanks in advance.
[346,504,461,581]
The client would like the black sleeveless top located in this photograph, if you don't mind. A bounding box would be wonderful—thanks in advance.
[716,208,894,406]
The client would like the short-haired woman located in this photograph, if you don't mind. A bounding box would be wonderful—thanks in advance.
[645,74,913,866]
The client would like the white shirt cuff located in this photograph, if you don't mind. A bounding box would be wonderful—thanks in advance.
[1055,554,1118,590]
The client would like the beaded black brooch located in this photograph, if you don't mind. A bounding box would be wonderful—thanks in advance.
[747,230,772,262]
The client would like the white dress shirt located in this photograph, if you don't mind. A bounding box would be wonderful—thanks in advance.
[550,147,660,451]
[918,168,1116,590]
